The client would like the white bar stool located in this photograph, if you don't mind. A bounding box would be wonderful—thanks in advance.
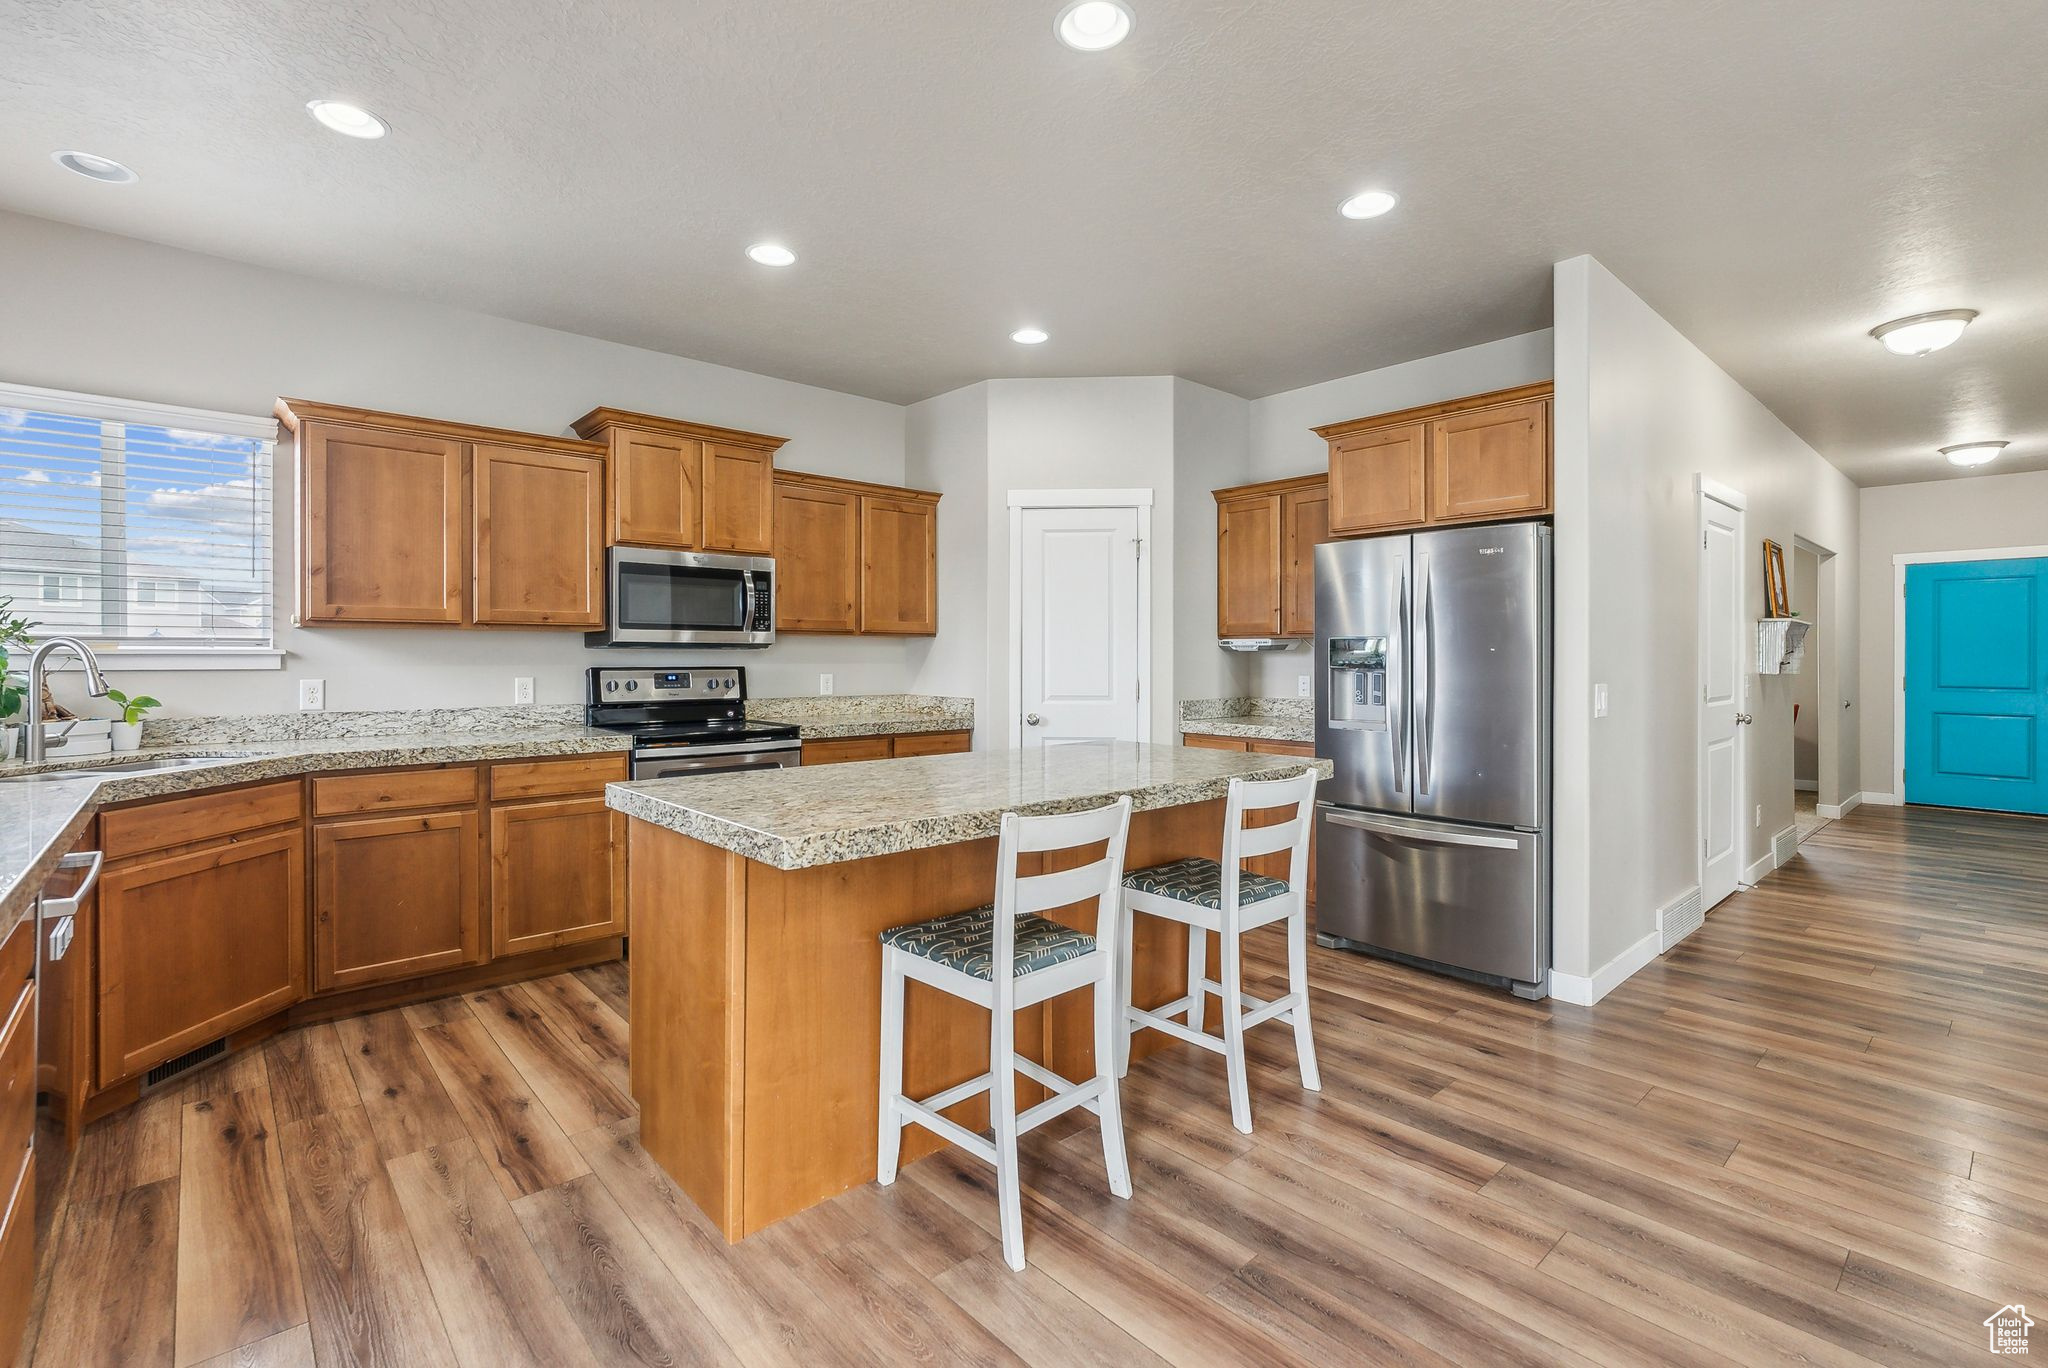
[876,795,1135,1272]
[1116,768,1321,1133]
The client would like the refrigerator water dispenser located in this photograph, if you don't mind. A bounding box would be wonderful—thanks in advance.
[1327,636,1388,730]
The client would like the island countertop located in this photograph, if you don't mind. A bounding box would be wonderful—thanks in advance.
[605,740,1331,870]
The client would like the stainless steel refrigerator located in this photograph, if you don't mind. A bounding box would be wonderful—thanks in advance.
[1314,521,1551,998]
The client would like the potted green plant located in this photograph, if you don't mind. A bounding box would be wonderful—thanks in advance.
[105,688,161,753]
[0,596,37,762]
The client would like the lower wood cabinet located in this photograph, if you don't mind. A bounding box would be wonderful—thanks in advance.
[490,797,626,957]
[313,810,482,991]
[887,730,973,758]
[0,1146,31,1368]
[97,828,306,1085]
[803,730,970,765]
[1180,733,1321,905]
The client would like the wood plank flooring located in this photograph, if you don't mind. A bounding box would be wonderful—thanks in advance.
[25,804,2048,1365]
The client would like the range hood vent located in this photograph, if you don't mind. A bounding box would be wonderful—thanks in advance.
[1218,638,1302,653]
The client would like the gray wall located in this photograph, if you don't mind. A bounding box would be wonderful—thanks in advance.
[0,211,918,716]
[1858,468,2048,797]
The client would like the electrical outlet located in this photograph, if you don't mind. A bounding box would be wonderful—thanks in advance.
[1593,683,1610,718]
[1297,674,1312,698]
[1754,804,1763,828]
[512,676,534,705]
[820,673,834,696]
[297,679,325,711]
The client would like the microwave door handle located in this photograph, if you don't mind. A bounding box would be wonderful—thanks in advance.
[741,571,757,630]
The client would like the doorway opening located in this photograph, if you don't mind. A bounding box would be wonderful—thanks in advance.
[1790,537,1840,845]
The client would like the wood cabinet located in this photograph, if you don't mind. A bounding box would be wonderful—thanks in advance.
[774,473,941,636]
[0,1144,29,1368]
[278,399,608,630]
[888,730,973,758]
[1214,474,1326,639]
[97,826,305,1085]
[801,731,969,764]
[491,797,625,957]
[313,809,483,992]
[472,443,605,627]
[571,409,786,554]
[1179,734,1321,905]
[1316,382,1552,535]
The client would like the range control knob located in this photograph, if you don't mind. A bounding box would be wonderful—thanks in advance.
[604,680,618,693]
[625,680,638,693]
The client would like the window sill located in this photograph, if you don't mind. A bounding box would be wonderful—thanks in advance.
[85,647,286,672]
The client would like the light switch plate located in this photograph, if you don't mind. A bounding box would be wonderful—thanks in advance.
[1297,674,1312,698]
[1754,804,1763,828]
[820,673,834,696]
[298,679,325,711]
[1593,683,1609,718]
[512,677,534,705]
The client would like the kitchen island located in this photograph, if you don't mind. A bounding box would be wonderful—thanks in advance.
[608,741,1330,1240]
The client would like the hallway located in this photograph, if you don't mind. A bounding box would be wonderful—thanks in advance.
[22,804,2048,1366]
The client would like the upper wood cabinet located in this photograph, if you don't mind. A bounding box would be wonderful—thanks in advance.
[1315,382,1552,535]
[774,472,940,636]
[1214,474,1325,639]
[571,409,787,554]
[278,399,607,630]
[472,443,605,627]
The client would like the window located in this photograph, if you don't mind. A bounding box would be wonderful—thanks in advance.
[1,382,277,654]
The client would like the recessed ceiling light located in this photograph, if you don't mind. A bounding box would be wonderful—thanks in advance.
[1870,308,1975,356]
[306,100,389,139]
[1011,327,1049,345]
[1941,441,2007,468]
[1339,190,1399,220]
[51,151,137,184]
[746,243,797,267]
[1055,0,1134,51]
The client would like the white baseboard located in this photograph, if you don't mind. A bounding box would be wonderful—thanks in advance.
[1794,779,1819,793]
[1743,847,1778,885]
[1860,790,1901,807]
[1548,928,1661,1006]
[1817,791,1863,820]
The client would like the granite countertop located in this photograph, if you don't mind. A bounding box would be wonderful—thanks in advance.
[746,694,974,741]
[1177,697,1315,745]
[0,723,630,941]
[607,741,1331,870]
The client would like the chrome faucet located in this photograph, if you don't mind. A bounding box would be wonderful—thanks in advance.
[24,637,111,765]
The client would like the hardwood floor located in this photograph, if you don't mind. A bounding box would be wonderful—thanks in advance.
[25,804,2047,1365]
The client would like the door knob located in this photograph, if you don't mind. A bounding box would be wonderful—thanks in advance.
[1734,712,1754,725]
[1025,713,1042,726]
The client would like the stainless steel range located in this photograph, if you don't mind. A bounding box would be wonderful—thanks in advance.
[585,666,801,780]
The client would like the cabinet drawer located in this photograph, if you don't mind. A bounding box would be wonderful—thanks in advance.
[314,765,479,816]
[1180,733,1250,752]
[0,1147,32,1363]
[0,921,29,1028]
[490,755,628,802]
[889,730,972,758]
[803,736,893,765]
[1247,740,1317,757]
[102,780,301,859]
[0,981,32,1179]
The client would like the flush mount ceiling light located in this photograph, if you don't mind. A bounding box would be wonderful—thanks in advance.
[1055,0,1134,51]
[1870,308,1976,356]
[1011,327,1050,345]
[306,99,389,139]
[51,151,137,184]
[746,243,797,266]
[1941,441,2008,468]
[1339,189,1399,220]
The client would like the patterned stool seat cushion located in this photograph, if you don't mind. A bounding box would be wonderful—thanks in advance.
[1122,856,1290,909]
[880,907,1097,980]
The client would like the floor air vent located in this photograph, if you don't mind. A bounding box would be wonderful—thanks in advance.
[1773,827,1801,868]
[1658,888,1705,953]
[141,1037,229,1092]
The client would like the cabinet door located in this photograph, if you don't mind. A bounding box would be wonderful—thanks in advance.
[859,496,938,635]
[1328,422,1427,534]
[1280,484,1330,638]
[313,811,481,992]
[773,480,860,632]
[1428,399,1551,524]
[301,423,466,623]
[490,797,624,958]
[611,427,701,548]
[97,830,305,1085]
[1216,495,1282,638]
[472,444,605,627]
[702,443,775,554]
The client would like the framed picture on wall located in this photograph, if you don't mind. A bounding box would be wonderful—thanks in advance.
[1763,540,1790,617]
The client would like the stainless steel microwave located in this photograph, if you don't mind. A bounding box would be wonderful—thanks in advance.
[587,548,776,648]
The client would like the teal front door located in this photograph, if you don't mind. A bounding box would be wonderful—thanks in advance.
[1904,557,2048,815]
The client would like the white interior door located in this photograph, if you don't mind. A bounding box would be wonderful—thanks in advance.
[1698,487,1746,910]
[1018,504,1142,749]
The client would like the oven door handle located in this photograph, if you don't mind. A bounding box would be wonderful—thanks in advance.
[635,737,801,759]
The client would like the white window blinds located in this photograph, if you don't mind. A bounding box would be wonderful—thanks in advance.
[0,383,278,650]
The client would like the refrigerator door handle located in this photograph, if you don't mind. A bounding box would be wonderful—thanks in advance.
[1318,805,1522,850]
[1392,557,1408,793]
[1416,553,1435,795]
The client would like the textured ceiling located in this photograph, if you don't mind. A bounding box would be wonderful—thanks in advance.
[1,0,2044,485]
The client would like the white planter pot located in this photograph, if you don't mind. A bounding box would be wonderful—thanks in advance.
[110,720,144,752]
[0,723,18,762]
